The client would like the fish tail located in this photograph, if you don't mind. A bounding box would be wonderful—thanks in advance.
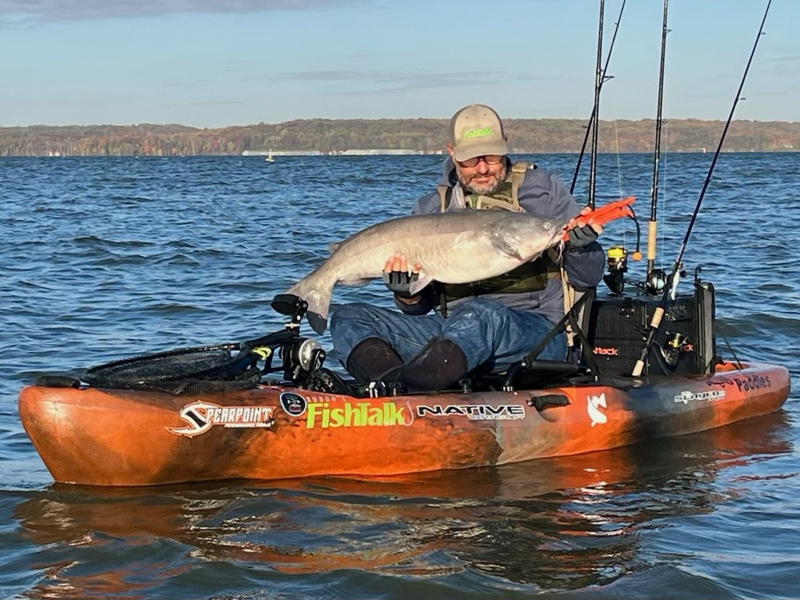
[286,276,333,335]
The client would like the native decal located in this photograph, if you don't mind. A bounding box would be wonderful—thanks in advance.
[587,393,608,427]
[168,402,275,437]
[305,400,411,429]
[674,389,726,404]
[280,392,307,417]
[416,404,526,420]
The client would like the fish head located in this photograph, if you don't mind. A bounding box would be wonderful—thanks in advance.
[492,213,566,261]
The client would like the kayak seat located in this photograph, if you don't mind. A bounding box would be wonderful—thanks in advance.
[472,288,596,392]
[471,358,589,392]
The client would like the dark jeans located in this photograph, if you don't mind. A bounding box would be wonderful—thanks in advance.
[330,297,566,373]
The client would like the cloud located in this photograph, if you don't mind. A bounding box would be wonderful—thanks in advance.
[275,69,499,93]
[0,0,361,24]
[765,54,800,63]
[274,70,566,93]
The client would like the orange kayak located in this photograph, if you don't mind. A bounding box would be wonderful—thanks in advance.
[18,361,789,486]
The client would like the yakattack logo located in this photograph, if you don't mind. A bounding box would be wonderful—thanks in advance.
[587,393,608,427]
[168,402,275,437]
[280,392,307,417]
[674,390,726,405]
[416,404,525,421]
[306,401,410,429]
[593,346,620,356]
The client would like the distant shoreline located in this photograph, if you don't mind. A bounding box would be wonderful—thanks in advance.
[1,118,797,157]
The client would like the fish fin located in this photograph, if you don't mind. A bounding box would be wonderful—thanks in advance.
[408,273,433,296]
[340,278,372,287]
[328,242,341,254]
[307,311,327,335]
[491,236,524,261]
[286,279,332,334]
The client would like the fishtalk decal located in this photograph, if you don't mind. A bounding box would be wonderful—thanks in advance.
[169,402,275,437]
[306,400,410,429]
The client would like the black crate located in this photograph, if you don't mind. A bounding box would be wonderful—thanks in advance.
[585,282,717,377]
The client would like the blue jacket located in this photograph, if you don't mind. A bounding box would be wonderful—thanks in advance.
[399,157,605,325]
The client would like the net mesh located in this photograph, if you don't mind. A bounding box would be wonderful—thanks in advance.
[82,343,262,394]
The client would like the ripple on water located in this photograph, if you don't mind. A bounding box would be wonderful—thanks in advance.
[0,154,798,599]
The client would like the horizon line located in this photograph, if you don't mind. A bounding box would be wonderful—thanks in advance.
[2,116,800,129]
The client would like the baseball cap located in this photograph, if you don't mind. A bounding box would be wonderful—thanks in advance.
[449,104,509,162]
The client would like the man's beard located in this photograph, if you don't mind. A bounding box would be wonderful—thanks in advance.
[457,163,508,196]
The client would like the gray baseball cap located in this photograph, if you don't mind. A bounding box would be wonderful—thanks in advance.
[449,104,509,162]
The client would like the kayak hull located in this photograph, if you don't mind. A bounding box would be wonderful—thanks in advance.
[18,362,790,486]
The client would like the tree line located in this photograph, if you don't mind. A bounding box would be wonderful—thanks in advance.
[0,118,797,157]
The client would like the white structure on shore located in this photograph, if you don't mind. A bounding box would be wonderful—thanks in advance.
[242,149,441,157]
[242,150,322,156]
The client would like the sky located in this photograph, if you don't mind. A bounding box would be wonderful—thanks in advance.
[0,0,797,128]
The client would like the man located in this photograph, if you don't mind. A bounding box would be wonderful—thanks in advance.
[329,104,604,391]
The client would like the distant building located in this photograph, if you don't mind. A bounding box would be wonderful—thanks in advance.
[340,149,419,156]
[241,150,322,156]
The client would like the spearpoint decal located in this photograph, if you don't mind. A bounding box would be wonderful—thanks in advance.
[168,402,275,437]
[587,393,608,427]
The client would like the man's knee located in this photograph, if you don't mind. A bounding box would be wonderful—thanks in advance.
[449,298,510,323]
[330,302,374,330]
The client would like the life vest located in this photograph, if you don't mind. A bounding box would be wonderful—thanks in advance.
[437,160,530,213]
[435,161,562,304]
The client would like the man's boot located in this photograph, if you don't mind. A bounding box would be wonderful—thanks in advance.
[305,368,355,395]
[385,337,468,392]
[345,337,404,384]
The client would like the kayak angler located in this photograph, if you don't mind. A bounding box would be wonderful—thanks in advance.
[14,0,790,487]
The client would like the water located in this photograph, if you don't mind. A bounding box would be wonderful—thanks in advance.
[1,153,797,599]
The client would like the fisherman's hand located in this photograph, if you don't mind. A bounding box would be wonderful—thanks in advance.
[567,223,600,249]
[566,206,602,250]
[383,254,422,302]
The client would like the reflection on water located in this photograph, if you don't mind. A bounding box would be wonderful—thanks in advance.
[12,412,792,598]
[2,154,798,599]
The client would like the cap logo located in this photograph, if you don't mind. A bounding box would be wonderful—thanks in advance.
[463,127,494,139]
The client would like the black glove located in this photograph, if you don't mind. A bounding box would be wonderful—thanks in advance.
[566,224,599,249]
[383,270,419,298]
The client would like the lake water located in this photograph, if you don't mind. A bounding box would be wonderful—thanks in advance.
[1,153,797,599]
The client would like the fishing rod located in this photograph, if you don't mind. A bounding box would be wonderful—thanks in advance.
[645,0,670,291]
[587,0,606,209]
[631,0,772,378]
[570,0,627,196]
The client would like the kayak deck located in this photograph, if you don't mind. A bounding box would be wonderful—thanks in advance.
[18,361,790,486]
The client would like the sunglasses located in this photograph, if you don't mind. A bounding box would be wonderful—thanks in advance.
[457,155,504,168]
